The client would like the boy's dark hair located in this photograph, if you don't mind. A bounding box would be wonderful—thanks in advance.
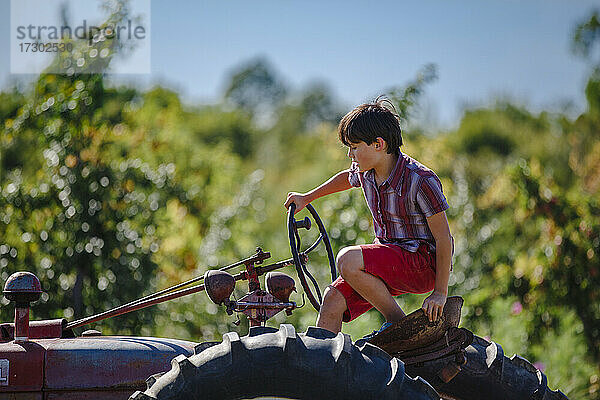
[338,96,402,155]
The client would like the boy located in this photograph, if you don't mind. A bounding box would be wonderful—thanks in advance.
[284,97,453,336]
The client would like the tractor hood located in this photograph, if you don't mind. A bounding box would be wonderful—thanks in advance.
[44,336,196,390]
[0,332,197,398]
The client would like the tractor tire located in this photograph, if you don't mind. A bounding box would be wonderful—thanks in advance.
[405,335,569,400]
[130,324,440,400]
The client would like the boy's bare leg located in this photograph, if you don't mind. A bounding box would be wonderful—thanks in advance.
[316,286,347,334]
[337,246,406,323]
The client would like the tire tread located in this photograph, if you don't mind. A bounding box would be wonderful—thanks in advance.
[130,324,439,400]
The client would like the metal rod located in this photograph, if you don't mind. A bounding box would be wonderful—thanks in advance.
[66,258,298,330]
[132,251,270,304]
[65,237,320,331]
[66,249,274,330]
[66,277,204,330]
[303,234,323,255]
[66,283,206,329]
[69,222,330,331]
[234,301,296,310]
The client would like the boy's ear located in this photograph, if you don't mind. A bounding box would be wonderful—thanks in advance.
[375,137,386,150]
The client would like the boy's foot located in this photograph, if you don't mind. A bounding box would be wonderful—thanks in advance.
[361,321,393,342]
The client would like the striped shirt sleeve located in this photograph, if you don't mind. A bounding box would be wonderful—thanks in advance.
[348,162,362,188]
[416,175,449,217]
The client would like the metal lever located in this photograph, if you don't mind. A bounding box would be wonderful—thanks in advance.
[294,216,311,230]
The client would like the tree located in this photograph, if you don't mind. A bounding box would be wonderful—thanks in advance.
[0,1,175,333]
[223,57,288,117]
[573,11,600,64]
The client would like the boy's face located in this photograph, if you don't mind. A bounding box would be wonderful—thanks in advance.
[347,140,384,171]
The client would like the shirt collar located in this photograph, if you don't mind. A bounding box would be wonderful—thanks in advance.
[364,152,407,193]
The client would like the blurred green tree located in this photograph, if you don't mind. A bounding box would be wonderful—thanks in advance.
[0,1,172,333]
[223,57,288,118]
[573,10,600,63]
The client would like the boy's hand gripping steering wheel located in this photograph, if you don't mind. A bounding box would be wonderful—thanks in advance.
[287,203,337,311]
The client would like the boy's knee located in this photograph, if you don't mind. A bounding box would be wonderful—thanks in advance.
[336,246,364,279]
[321,286,347,314]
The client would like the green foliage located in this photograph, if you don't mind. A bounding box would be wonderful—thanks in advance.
[0,3,176,333]
[453,109,516,156]
[0,1,252,336]
[585,68,600,116]
[223,57,288,116]
[509,161,600,360]
[387,63,438,125]
[573,10,600,61]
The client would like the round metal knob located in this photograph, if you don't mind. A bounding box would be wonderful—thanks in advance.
[3,271,42,304]
[294,217,311,230]
[4,271,42,343]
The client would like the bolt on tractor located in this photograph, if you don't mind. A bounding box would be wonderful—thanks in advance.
[0,204,569,399]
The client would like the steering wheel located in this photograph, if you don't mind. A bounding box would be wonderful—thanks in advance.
[287,203,337,311]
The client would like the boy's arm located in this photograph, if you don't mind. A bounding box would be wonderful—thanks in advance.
[421,210,453,322]
[284,170,352,214]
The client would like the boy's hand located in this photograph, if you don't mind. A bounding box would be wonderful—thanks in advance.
[422,291,447,322]
[284,192,310,215]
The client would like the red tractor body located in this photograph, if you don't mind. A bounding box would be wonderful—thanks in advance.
[0,319,195,399]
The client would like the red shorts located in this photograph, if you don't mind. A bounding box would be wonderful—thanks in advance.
[331,242,436,322]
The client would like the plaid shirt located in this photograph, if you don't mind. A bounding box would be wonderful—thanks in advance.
[348,152,449,253]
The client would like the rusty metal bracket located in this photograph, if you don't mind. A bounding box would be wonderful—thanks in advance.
[233,290,297,326]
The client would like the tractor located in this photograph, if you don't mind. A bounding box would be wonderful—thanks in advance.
[0,204,569,399]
